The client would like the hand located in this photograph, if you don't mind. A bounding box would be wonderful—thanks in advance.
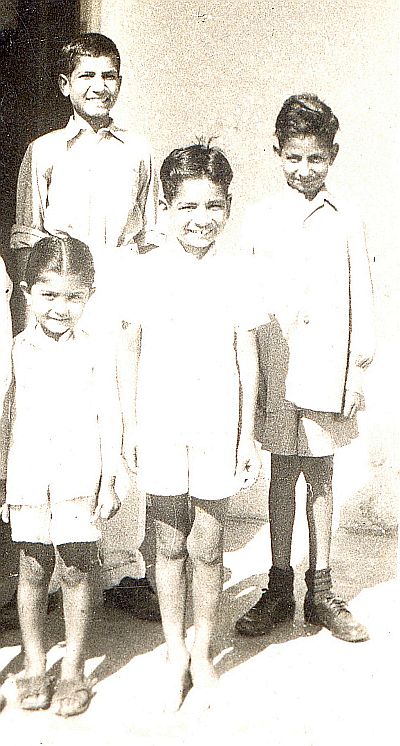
[342,391,363,419]
[235,436,261,490]
[93,480,121,521]
[0,481,9,523]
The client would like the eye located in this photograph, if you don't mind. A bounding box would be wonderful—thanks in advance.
[103,72,118,80]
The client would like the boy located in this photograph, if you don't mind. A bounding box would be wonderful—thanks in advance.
[119,143,261,710]
[10,32,159,619]
[235,94,374,642]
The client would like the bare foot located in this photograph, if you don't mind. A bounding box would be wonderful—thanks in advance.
[190,655,219,689]
[163,654,191,713]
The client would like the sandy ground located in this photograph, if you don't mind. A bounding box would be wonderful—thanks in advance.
[0,514,397,746]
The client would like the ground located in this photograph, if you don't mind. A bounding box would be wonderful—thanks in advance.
[0,507,397,746]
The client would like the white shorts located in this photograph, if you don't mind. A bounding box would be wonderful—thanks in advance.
[255,403,359,457]
[136,441,238,500]
[9,496,101,545]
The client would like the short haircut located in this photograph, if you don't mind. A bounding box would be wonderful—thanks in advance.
[24,235,95,290]
[275,94,339,148]
[58,32,121,77]
[160,143,233,204]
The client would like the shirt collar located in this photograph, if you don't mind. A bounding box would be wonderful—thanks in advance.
[282,186,339,222]
[163,236,218,262]
[65,115,128,145]
[22,321,77,348]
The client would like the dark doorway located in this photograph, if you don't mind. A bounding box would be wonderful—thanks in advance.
[0,0,80,263]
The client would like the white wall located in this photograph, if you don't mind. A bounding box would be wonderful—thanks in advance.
[83,0,399,524]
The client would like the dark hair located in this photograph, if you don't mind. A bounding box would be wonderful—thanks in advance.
[275,94,339,148]
[24,235,95,290]
[160,142,233,204]
[58,33,121,77]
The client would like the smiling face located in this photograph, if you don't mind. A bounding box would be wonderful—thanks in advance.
[164,177,231,258]
[22,272,93,340]
[277,135,338,200]
[59,54,121,128]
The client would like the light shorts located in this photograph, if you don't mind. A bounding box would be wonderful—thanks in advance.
[136,440,238,500]
[255,402,359,457]
[9,496,101,545]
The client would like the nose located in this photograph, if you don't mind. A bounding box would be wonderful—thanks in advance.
[193,205,209,225]
[297,158,311,177]
[91,74,107,93]
[52,295,69,316]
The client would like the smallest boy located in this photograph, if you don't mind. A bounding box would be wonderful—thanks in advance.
[236,94,374,643]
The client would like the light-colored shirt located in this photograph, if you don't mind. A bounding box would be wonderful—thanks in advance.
[122,240,264,447]
[6,324,122,506]
[0,257,12,478]
[11,116,158,261]
[243,188,374,413]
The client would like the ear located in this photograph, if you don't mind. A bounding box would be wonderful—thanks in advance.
[58,74,71,99]
[273,136,281,157]
[89,287,96,299]
[329,143,339,164]
[20,281,31,304]
[226,193,232,219]
[159,196,170,213]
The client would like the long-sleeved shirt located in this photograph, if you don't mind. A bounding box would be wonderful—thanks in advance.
[11,115,158,261]
[242,188,374,414]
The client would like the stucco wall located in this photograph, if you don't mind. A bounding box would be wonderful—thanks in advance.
[82,0,399,529]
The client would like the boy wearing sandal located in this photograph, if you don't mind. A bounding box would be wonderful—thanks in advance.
[2,236,121,716]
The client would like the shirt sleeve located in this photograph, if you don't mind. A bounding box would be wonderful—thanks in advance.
[347,215,375,366]
[234,256,272,332]
[11,140,51,251]
[0,258,12,479]
[134,145,159,249]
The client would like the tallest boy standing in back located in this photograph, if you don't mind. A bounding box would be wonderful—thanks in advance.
[10,32,159,618]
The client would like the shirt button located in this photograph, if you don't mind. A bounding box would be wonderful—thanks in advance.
[303,316,310,324]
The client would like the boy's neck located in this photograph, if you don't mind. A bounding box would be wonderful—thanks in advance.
[72,110,113,133]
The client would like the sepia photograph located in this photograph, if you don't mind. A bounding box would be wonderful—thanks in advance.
[0,1,398,744]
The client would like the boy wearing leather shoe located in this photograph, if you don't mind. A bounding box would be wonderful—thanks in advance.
[236,94,374,643]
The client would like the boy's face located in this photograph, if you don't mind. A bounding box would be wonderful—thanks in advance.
[277,135,338,200]
[164,178,231,258]
[59,55,121,126]
[21,272,93,340]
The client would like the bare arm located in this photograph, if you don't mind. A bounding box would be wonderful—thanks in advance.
[235,327,260,481]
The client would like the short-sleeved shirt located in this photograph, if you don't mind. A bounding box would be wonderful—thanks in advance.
[243,188,374,414]
[122,239,265,448]
[6,324,121,506]
[12,116,158,259]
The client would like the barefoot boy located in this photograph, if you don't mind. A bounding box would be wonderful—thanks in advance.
[119,143,261,710]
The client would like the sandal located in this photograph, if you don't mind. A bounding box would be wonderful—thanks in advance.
[16,673,53,711]
[52,677,94,718]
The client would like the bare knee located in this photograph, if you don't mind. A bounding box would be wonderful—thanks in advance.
[187,524,223,566]
[57,542,98,587]
[19,544,55,588]
[155,521,188,562]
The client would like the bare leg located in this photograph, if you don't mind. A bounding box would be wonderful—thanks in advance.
[152,494,191,711]
[302,456,334,572]
[188,497,229,689]
[269,455,302,569]
[53,543,97,716]
[17,544,55,679]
